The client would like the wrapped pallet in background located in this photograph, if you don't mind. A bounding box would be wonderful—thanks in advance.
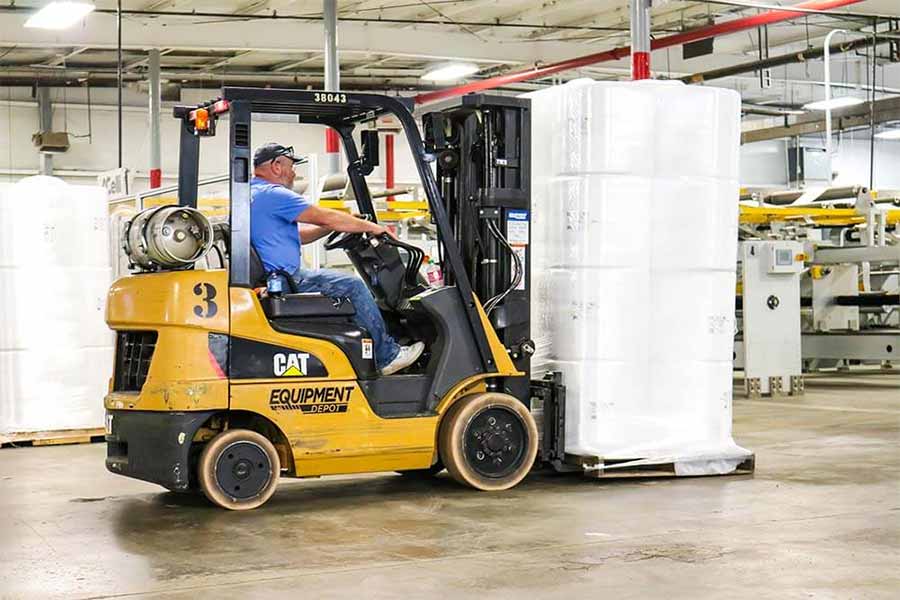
[525,79,750,473]
[0,176,113,436]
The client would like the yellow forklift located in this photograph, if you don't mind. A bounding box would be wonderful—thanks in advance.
[105,88,565,510]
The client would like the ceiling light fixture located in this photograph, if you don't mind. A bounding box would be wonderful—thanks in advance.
[421,62,479,82]
[802,96,865,111]
[25,2,95,30]
[874,129,900,140]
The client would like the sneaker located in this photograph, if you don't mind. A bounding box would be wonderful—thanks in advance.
[380,342,425,376]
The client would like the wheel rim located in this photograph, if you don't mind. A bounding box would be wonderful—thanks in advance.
[462,406,528,479]
[214,441,272,501]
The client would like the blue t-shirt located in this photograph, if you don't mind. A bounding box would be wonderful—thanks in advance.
[250,177,312,274]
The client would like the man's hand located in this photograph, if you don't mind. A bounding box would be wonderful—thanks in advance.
[368,222,398,240]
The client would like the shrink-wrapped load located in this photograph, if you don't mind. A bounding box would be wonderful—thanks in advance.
[0,176,113,435]
[525,80,749,473]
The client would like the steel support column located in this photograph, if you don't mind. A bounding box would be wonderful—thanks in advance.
[631,0,651,80]
[822,28,848,179]
[323,0,340,175]
[148,49,162,188]
[116,0,123,168]
[36,87,52,176]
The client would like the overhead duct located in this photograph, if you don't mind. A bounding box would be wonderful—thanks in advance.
[681,36,890,85]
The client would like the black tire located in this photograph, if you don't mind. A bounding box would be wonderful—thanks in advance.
[198,429,280,510]
[439,392,538,491]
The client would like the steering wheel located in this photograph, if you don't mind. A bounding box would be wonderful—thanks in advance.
[324,230,365,251]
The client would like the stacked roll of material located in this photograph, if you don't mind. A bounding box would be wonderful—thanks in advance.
[526,80,749,472]
[0,176,113,434]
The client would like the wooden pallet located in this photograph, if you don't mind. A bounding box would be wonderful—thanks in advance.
[0,428,106,448]
[577,455,756,479]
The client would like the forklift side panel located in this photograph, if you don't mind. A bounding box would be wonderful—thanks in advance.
[411,286,484,408]
[228,381,438,476]
[266,319,377,380]
[107,270,229,333]
[229,287,360,381]
[106,271,230,412]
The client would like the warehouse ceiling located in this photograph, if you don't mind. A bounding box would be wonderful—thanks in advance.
[0,0,897,109]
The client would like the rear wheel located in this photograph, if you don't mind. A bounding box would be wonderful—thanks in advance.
[198,429,280,510]
[439,392,538,491]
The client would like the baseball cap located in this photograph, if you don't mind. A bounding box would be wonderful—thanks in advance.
[253,143,307,167]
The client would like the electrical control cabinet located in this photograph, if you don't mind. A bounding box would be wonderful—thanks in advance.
[741,240,804,396]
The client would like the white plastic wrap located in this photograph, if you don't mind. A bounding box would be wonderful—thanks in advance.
[0,176,113,434]
[525,80,749,473]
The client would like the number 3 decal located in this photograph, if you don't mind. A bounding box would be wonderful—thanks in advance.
[193,283,218,318]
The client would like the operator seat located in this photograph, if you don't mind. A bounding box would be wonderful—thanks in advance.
[249,244,356,319]
[248,243,376,379]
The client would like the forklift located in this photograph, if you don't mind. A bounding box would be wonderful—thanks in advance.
[104,88,564,510]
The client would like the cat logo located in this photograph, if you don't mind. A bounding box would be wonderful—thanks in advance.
[273,352,310,377]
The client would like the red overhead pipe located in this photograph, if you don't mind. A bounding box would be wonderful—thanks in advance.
[414,0,865,105]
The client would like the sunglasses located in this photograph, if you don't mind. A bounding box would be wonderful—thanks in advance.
[270,146,308,166]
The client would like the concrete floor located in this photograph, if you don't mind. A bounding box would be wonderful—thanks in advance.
[1,374,898,600]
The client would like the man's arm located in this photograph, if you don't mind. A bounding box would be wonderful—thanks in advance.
[297,205,392,237]
[298,224,331,244]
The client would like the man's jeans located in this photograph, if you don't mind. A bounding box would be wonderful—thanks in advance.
[290,267,400,369]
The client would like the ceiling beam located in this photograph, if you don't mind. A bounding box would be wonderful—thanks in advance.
[683,34,881,84]
[525,3,718,42]
[124,47,176,70]
[140,0,177,10]
[232,0,275,16]
[0,13,575,64]
[412,0,869,104]
[271,53,322,72]
[398,0,502,32]
[205,50,254,71]
[0,65,444,89]
[44,46,89,67]
[486,0,593,29]
[742,96,900,143]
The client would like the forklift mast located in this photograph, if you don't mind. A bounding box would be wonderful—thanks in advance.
[423,95,534,402]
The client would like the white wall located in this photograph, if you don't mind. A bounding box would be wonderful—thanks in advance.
[0,86,425,195]
[5,85,899,196]
[831,133,900,190]
[740,133,900,192]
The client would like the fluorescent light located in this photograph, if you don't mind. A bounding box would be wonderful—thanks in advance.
[25,2,95,30]
[874,129,900,140]
[421,62,479,82]
[802,96,865,111]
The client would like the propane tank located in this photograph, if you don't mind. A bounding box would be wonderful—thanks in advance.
[123,205,213,271]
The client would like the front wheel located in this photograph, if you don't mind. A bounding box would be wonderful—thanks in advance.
[439,393,538,491]
[197,429,280,510]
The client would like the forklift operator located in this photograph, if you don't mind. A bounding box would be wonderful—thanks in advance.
[250,143,425,376]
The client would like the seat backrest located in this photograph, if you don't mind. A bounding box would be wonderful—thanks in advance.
[249,245,266,287]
